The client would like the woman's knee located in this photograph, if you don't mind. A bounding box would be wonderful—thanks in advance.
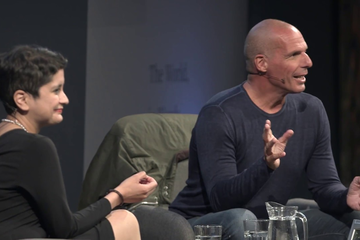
[107,210,140,240]
[108,209,139,226]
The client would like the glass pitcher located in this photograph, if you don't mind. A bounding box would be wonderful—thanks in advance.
[265,201,308,240]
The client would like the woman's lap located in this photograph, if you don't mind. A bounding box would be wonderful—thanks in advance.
[73,218,114,240]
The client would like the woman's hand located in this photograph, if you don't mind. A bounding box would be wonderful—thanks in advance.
[105,171,157,208]
[115,171,157,204]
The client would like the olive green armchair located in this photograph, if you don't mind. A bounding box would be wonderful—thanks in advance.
[79,113,198,240]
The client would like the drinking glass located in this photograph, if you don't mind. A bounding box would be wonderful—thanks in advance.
[243,219,269,240]
[194,224,222,240]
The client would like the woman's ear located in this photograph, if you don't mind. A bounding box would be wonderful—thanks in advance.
[254,54,268,74]
[13,90,30,112]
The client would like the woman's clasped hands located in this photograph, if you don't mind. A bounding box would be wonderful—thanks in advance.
[115,171,158,204]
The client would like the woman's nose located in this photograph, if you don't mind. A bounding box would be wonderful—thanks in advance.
[60,91,69,105]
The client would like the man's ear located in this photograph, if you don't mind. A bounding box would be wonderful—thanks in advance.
[13,90,30,111]
[254,54,268,74]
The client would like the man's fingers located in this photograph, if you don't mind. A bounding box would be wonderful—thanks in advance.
[263,120,273,142]
[265,138,276,155]
[273,152,286,159]
[278,129,294,143]
[266,119,271,128]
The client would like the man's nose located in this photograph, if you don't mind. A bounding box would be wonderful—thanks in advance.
[303,52,313,68]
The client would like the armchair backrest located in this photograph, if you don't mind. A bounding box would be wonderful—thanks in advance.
[79,113,197,210]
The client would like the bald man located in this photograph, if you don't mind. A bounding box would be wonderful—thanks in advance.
[169,19,360,240]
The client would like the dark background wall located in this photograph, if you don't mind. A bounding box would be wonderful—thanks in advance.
[84,0,249,175]
[0,0,88,211]
[339,0,360,186]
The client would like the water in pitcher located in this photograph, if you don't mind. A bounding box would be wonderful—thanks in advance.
[268,216,299,240]
[195,235,221,240]
[244,230,268,240]
[266,201,308,240]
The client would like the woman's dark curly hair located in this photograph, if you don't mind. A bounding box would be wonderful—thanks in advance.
[0,45,68,114]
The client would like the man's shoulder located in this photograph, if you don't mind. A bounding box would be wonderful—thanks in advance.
[288,92,323,106]
[204,84,244,108]
[286,92,326,115]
